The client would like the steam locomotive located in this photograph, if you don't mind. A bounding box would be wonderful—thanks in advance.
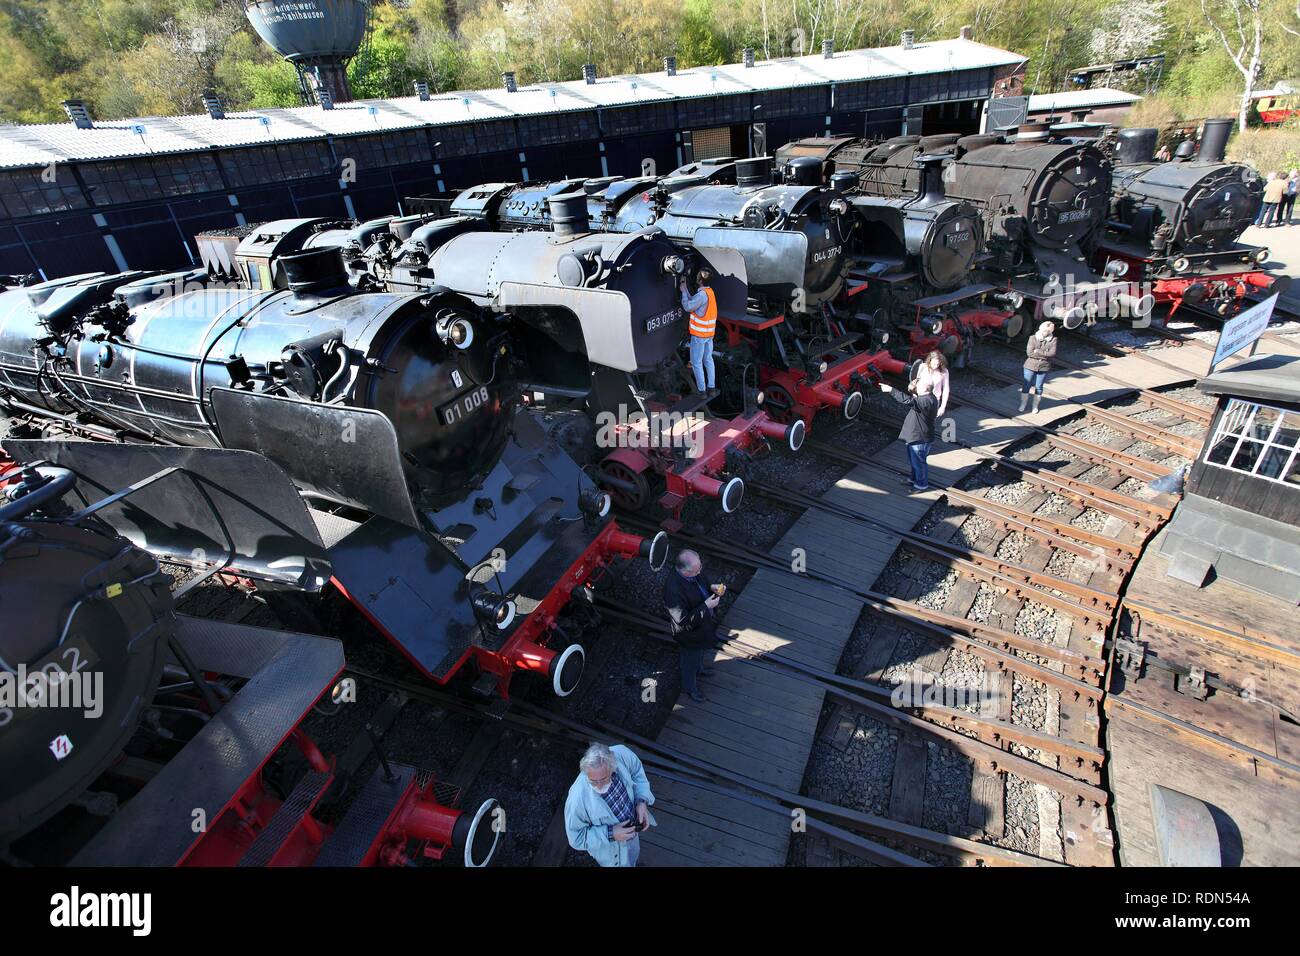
[287,203,804,522]
[433,164,910,430]
[0,230,670,707]
[777,147,1024,368]
[1092,118,1283,318]
[778,127,1154,328]
[0,464,502,866]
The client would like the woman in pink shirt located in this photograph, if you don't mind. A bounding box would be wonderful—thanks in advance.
[916,351,950,417]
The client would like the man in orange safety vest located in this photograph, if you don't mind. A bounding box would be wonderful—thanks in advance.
[679,268,718,398]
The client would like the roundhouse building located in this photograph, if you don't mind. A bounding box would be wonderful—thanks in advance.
[0,31,1023,280]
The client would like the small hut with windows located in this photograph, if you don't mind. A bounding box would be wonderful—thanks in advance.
[1162,353,1300,599]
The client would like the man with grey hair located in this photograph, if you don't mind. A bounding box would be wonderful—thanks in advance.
[564,742,656,867]
[663,548,723,703]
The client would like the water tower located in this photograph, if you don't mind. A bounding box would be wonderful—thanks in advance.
[244,0,372,105]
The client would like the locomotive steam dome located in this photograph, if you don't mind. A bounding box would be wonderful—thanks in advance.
[244,0,371,103]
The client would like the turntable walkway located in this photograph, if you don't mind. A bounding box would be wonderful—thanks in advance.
[638,332,1282,866]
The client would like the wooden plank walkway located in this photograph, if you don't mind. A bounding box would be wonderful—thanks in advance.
[636,332,1280,867]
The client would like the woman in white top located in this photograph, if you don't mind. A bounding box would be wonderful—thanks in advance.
[915,350,949,418]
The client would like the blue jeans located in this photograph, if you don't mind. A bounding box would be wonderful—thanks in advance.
[625,833,641,867]
[1259,202,1280,227]
[689,335,715,392]
[1022,367,1046,394]
[907,441,931,489]
[680,645,707,695]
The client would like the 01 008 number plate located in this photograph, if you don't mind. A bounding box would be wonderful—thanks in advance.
[438,385,491,427]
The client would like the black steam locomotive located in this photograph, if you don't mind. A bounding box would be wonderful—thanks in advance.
[0,228,669,707]
[777,147,1024,365]
[0,465,502,866]
[284,204,800,521]
[1092,118,1282,318]
[779,127,1153,327]
[432,165,908,430]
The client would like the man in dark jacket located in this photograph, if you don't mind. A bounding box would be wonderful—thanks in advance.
[663,549,721,703]
[880,379,939,492]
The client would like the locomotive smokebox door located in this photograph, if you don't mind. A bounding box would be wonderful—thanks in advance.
[210,388,420,528]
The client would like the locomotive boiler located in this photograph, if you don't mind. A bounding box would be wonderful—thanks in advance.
[1094,119,1282,318]
[0,464,503,866]
[0,234,669,703]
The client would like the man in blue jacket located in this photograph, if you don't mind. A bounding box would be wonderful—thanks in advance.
[564,742,656,867]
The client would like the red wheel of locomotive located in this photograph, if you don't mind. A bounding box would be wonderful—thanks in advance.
[760,383,798,424]
[598,459,651,512]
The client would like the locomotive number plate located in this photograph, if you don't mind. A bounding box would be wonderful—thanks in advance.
[1203,218,1233,231]
[1056,210,1090,224]
[645,308,682,334]
[944,231,972,248]
[438,385,491,427]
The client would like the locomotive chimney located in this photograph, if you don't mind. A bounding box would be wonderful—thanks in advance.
[1014,121,1052,143]
[736,156,773,189]
[785,155,822,187]
[1115,128,1158,165]
[279,247,350,297]
[1197,118,1233,165]
[823,40,834,58]
[548,192,590,237]
[959,25,973,40]
[743,48,755,68]
[901,29,915,50]
[583,63,597,85]
[914,153,947,202]
[502,71,518,93]
[664,56,677,76]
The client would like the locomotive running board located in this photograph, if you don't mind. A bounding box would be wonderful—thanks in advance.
[2,440,331,590]
[209,387,420,529]
[71,617,344,867]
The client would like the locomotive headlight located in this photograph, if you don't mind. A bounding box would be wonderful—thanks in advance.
[755,390,765,405]
[1104,259,1129,279]
[819,360,829,374]
[579,488,612,518]
[829,198,849,215]
[662,255,687,276]
[1171,257,1191,274]
[1255,248,1270,264]
[471,589,517,630]
[436,315,475,350]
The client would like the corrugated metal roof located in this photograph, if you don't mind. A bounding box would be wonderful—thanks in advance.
[0,36,1023,170]
[1027,87,1141,112]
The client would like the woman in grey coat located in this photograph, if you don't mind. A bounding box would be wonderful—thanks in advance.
[1020,320,1057,413]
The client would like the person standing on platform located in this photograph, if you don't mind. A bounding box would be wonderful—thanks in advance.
[564,742,655,868]
[916,350,950,417]
[1020,320,1057,413]
[1281,170,1298,226]
[680,269,718,398]
[879,377,939,493]
[663,548,722,703]
[1259,172,1285,227]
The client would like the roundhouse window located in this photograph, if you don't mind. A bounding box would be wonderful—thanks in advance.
[1205,398,1300,485]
